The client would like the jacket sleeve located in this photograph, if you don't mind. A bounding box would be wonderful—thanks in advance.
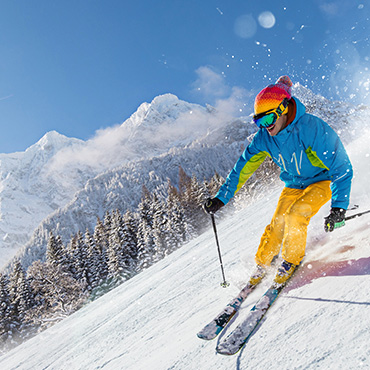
[215,136,269,205]
[305,116,353,209]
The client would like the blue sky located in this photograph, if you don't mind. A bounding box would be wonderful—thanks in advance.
[0,0,369,153]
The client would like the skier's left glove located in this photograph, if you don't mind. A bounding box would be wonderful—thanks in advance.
[203,197,224,214]
[324,208,346,232]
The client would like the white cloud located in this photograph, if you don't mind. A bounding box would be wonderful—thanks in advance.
[192,66,229,100]
[192,66,253,117]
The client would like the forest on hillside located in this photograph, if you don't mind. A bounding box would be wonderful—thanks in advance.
[0,159,279,353]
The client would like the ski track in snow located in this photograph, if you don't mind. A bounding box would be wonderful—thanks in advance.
[1,124,370,369]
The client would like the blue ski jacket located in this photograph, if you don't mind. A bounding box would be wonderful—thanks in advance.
[216,97,353,209]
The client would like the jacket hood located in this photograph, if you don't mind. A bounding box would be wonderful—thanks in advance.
[290,97,306,125]
[273,97,306,141]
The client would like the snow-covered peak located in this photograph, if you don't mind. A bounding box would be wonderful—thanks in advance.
[25,130,84,156]
[150,93,181,110]
[123,93,204,130]
[34,130,78,149]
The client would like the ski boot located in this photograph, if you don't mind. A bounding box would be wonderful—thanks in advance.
[273,260,296,287]
[248,264,267,286]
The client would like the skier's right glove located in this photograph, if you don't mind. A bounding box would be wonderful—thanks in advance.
[203,197,224,214]
[324,207,346,232]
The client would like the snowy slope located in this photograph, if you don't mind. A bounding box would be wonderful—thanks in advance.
[0,131,369,369]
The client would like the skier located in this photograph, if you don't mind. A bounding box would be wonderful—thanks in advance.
[204,76,353,287]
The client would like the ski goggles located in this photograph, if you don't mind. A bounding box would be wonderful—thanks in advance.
[253,98,289,128]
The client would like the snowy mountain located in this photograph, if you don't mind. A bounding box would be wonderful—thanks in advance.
[0,130,369,369]
[0,131,86,264]
[0,94,239,268]
[2,85,370,274]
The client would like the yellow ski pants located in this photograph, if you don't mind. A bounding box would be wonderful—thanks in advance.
[255,181,332,266]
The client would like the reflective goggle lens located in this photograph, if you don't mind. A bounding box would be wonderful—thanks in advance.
[254,113,277,128]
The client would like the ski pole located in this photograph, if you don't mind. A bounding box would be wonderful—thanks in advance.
[345,209,370,221]
[210,214,230,288]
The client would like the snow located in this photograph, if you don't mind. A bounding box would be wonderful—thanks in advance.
[0,94,224,268]
[0,132,369,369]
[0,131,86,266]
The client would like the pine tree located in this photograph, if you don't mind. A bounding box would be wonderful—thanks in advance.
[187,174,208,234]
[103,210,112,235]
[166,184,190,251]
[93,217,109,281]
[206,171,225,197]
[8,260,34,342]
[179,172,206,237]
[106,210,125,280]
[121,210,138,278]
[0,273,11,347]
[152,193,169,261]
[136,189,155,270]
[68,231,89,290]
[46,231,65,267]
[85,229,100,290]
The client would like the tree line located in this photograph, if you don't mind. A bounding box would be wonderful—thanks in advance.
[0,167,225,353]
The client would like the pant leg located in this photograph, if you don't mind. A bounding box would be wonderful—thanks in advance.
[255,187,303,266]
[282,181,332,265]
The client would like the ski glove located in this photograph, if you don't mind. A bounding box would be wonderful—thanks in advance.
[203,197,224,214]
[324,207,346,232]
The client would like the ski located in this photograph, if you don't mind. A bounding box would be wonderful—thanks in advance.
[197,282,257,340]
[216,283,284,355]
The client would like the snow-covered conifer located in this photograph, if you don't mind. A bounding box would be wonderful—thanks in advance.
[151,193,169,261]
[93,217,109,281]
[8,260,34,342]
[0,273,11,347]
[121,210,139,278]
[107,210,125,279]
[136,190,155,270]
[26,261,86,330]
[46,232,65,267]
[166,184,190,251]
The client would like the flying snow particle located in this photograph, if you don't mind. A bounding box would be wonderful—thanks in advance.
[234,14,257,39]
[258,11,276,29]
